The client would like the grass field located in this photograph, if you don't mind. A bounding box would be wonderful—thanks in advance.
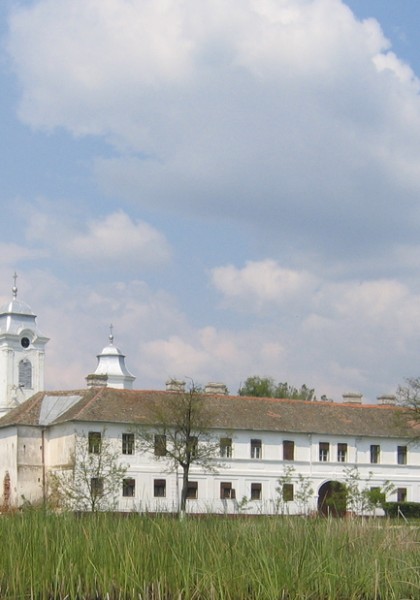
[0,511,418,599]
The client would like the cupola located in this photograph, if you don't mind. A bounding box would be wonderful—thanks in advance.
[87,326,135,390]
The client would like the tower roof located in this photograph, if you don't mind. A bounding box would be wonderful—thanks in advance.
[0,274,48,340]
[88,326,136,390]
[0,273,35,317]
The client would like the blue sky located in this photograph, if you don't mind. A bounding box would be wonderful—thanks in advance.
[2,0,420,401]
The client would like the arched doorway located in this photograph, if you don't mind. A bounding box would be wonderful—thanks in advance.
[318,481,347,517]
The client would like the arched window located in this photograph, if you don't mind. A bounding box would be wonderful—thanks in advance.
[19,359,32,389]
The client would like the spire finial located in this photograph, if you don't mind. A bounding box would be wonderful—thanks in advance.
[12,272,18,299]
[109,323,114,344]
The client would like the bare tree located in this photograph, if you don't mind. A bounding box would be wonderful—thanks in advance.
[137,383,221,516]
[397,377,420,417]
[49,430,128,512]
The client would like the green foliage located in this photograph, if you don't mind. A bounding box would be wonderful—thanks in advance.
[383,501,420,518]
[0,512,420,599]
[238,375,277,397]
[239,376,315,400]
[342,467,394,516]
[276,382,315,401]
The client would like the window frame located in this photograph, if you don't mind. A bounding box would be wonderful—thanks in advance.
[337,443,347,463]
[283,440,295,461]
[154,479,166,498]
[250,482,262,501]
[88,431,102,455]
[283,483,294,502]
[250,439,262,459]
[397,445,407,465]
[90,477,104,497]
[154,434,167,457]
[220,437,233,458]
[122,478,136,497]
[319,442,329,462]
[186,481,198,499]
[122,433,135,455]
[220,481,236,500]
[18,358,32,389]
[370,444,380,464]
[397,487,407,502]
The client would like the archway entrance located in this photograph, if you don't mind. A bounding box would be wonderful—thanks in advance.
[318,481,347,517]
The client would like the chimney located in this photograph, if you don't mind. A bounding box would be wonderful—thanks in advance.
[165,379,186,393]
[377,394,397,406]
[342,392,363,404]
[204,382,228,395]
[86,373,108,388]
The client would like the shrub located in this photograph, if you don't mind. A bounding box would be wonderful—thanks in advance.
[383,501,420,518]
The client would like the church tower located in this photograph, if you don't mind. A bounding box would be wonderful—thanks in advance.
[0,275,49,417]
[86,326,135,390]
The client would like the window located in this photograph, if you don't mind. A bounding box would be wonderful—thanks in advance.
[186,481,198,499]
[250,439,262,459]
[397,446,407,465]
[251,483,262,500]
[188,436,198,459]
[397,488,407,502]
[319,442,329,462]
[283,483,294,502]
[154,479,166,497]
[122,478,135,497]
[154,434,167,457]
[337,443,347,463]
[370,444,380,464]
[18,359,32,388]
[220,437,232,458]
[283,440,295,461]
[122,433,135,455]
[88,432,102,454]
[220,482,236,499]
[90,477,104,497]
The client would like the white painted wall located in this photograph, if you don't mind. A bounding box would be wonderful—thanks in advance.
[1,420,418,514]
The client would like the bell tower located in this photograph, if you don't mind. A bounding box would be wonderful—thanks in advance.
[0,275,49,416]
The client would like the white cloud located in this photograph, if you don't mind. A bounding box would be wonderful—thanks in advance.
[67,211,171,266]
[8,0,420,259]
[211,259,317,312]
[24,205,171,270]
[5,1,420,404]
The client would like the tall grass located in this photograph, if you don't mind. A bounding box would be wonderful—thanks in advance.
[0,511,418,599]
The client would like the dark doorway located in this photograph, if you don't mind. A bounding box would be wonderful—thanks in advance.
[318,481,347,517]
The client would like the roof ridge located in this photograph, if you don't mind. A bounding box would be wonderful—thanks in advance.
[58,387,105,420]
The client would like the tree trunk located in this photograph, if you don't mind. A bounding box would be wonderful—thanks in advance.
[180,465,189,517]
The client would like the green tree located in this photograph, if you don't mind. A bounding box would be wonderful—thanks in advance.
[238,376,277,397]
[137,383,221,517]
[275,382,315,401]
[343,467,394,516]
[239,376,315,400]
[49,430,128,512]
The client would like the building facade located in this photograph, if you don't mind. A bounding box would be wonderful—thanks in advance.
[0,387,417,514]
[0,279,418,515]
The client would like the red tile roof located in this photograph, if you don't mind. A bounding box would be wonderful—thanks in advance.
[0,388,414,439]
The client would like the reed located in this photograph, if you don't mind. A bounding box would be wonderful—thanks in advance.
[0,511,418,599]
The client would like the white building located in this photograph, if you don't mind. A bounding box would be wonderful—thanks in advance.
[0,279,418,514]
[0,276,48,417]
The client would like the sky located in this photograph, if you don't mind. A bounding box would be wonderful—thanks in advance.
[1,0,420,402]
